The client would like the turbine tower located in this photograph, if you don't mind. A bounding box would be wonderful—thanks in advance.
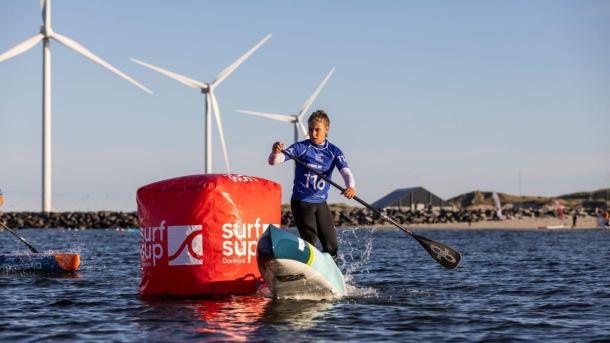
[0,0,152,212]
[236,67,335,143]
[131,34,271,174]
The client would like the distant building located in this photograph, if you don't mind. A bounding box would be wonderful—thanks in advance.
[372,187,446,210]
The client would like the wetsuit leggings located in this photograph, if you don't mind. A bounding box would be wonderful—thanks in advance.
[291,199,337,257]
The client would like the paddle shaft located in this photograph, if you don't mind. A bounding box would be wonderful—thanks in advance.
[0,221,40,253]
[281,149,461,269]
[282,150,412,233]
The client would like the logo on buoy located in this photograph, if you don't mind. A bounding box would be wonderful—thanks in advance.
[141,221,166,267]
[141,221,205,267]
[222,217,272,264]
[227,174,256,182]
[167,225,205,266]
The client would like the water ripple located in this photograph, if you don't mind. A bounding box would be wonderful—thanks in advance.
[0,228,609,341]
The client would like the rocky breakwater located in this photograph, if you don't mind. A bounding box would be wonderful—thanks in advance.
[281,206,597,227]
[0,211,138,229]
[0,206,599,229]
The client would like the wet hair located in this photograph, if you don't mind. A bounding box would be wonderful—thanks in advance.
[308,110,330,128]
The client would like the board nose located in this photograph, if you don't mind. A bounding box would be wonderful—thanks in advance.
[54,253,80,272]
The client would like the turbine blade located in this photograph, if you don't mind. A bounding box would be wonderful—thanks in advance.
[131,58,208,90]
[211,33,271,88]
[298,67,335,118]
[51,33,153,94]
[210,93,231,173]
[297,119,309,138]
[40,0,45,22]
[0,34,44,63]
[236,109,294,123]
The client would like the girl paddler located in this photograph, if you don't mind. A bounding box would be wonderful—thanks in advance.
[268,110,356,259]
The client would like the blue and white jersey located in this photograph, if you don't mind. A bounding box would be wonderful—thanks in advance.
[283,140,349,203]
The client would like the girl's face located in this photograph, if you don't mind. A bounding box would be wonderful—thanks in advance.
[308,120,329,145]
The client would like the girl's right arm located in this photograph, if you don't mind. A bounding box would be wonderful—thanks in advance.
[268,142,286,165]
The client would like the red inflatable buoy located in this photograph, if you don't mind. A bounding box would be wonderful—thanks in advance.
[137,174,281,298]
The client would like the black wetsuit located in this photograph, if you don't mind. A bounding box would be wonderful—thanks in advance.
[291,199,337,257]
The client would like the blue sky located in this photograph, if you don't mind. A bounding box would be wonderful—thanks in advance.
[1,1,609,211]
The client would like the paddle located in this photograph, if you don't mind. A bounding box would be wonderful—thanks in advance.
[282,149,461,269]
[0,221,40,253]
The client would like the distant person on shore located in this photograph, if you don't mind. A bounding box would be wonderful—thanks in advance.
[268,110,356,260]
[0,188,4,209]
[597,210,604,228]
[571,210,578,229]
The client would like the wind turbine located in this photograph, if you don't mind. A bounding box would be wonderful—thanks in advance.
[0,0,152,212]
[131,34,271,174]
[236,67,335,143]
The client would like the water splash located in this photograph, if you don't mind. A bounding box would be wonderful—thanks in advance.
[337,227,379,298]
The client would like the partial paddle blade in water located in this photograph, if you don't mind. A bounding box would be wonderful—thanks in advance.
[412,233,461,269]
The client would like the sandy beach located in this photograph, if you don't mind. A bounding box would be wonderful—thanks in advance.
[368,216,603,230]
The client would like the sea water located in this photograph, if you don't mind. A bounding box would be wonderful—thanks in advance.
[1,227,609,341]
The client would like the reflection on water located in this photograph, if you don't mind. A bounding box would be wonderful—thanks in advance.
[191,296,268,341]
[137,296,266,341]
[139,295,334,341]
[262,299,334,330]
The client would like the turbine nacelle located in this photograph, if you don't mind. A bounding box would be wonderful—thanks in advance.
[39,26,55,38]
[0,0,152,211]
[132,34,272,174]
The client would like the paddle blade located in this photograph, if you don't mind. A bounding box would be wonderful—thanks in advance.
[412,233,461,269]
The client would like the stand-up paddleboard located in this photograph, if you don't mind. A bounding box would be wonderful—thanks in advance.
[0,252,80,273]
[257,225,346,300]
[0,222,80,273]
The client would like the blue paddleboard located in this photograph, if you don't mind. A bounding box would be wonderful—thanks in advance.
[257,225,346,300]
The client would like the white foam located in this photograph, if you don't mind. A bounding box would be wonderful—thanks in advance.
[344,274,379,298]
